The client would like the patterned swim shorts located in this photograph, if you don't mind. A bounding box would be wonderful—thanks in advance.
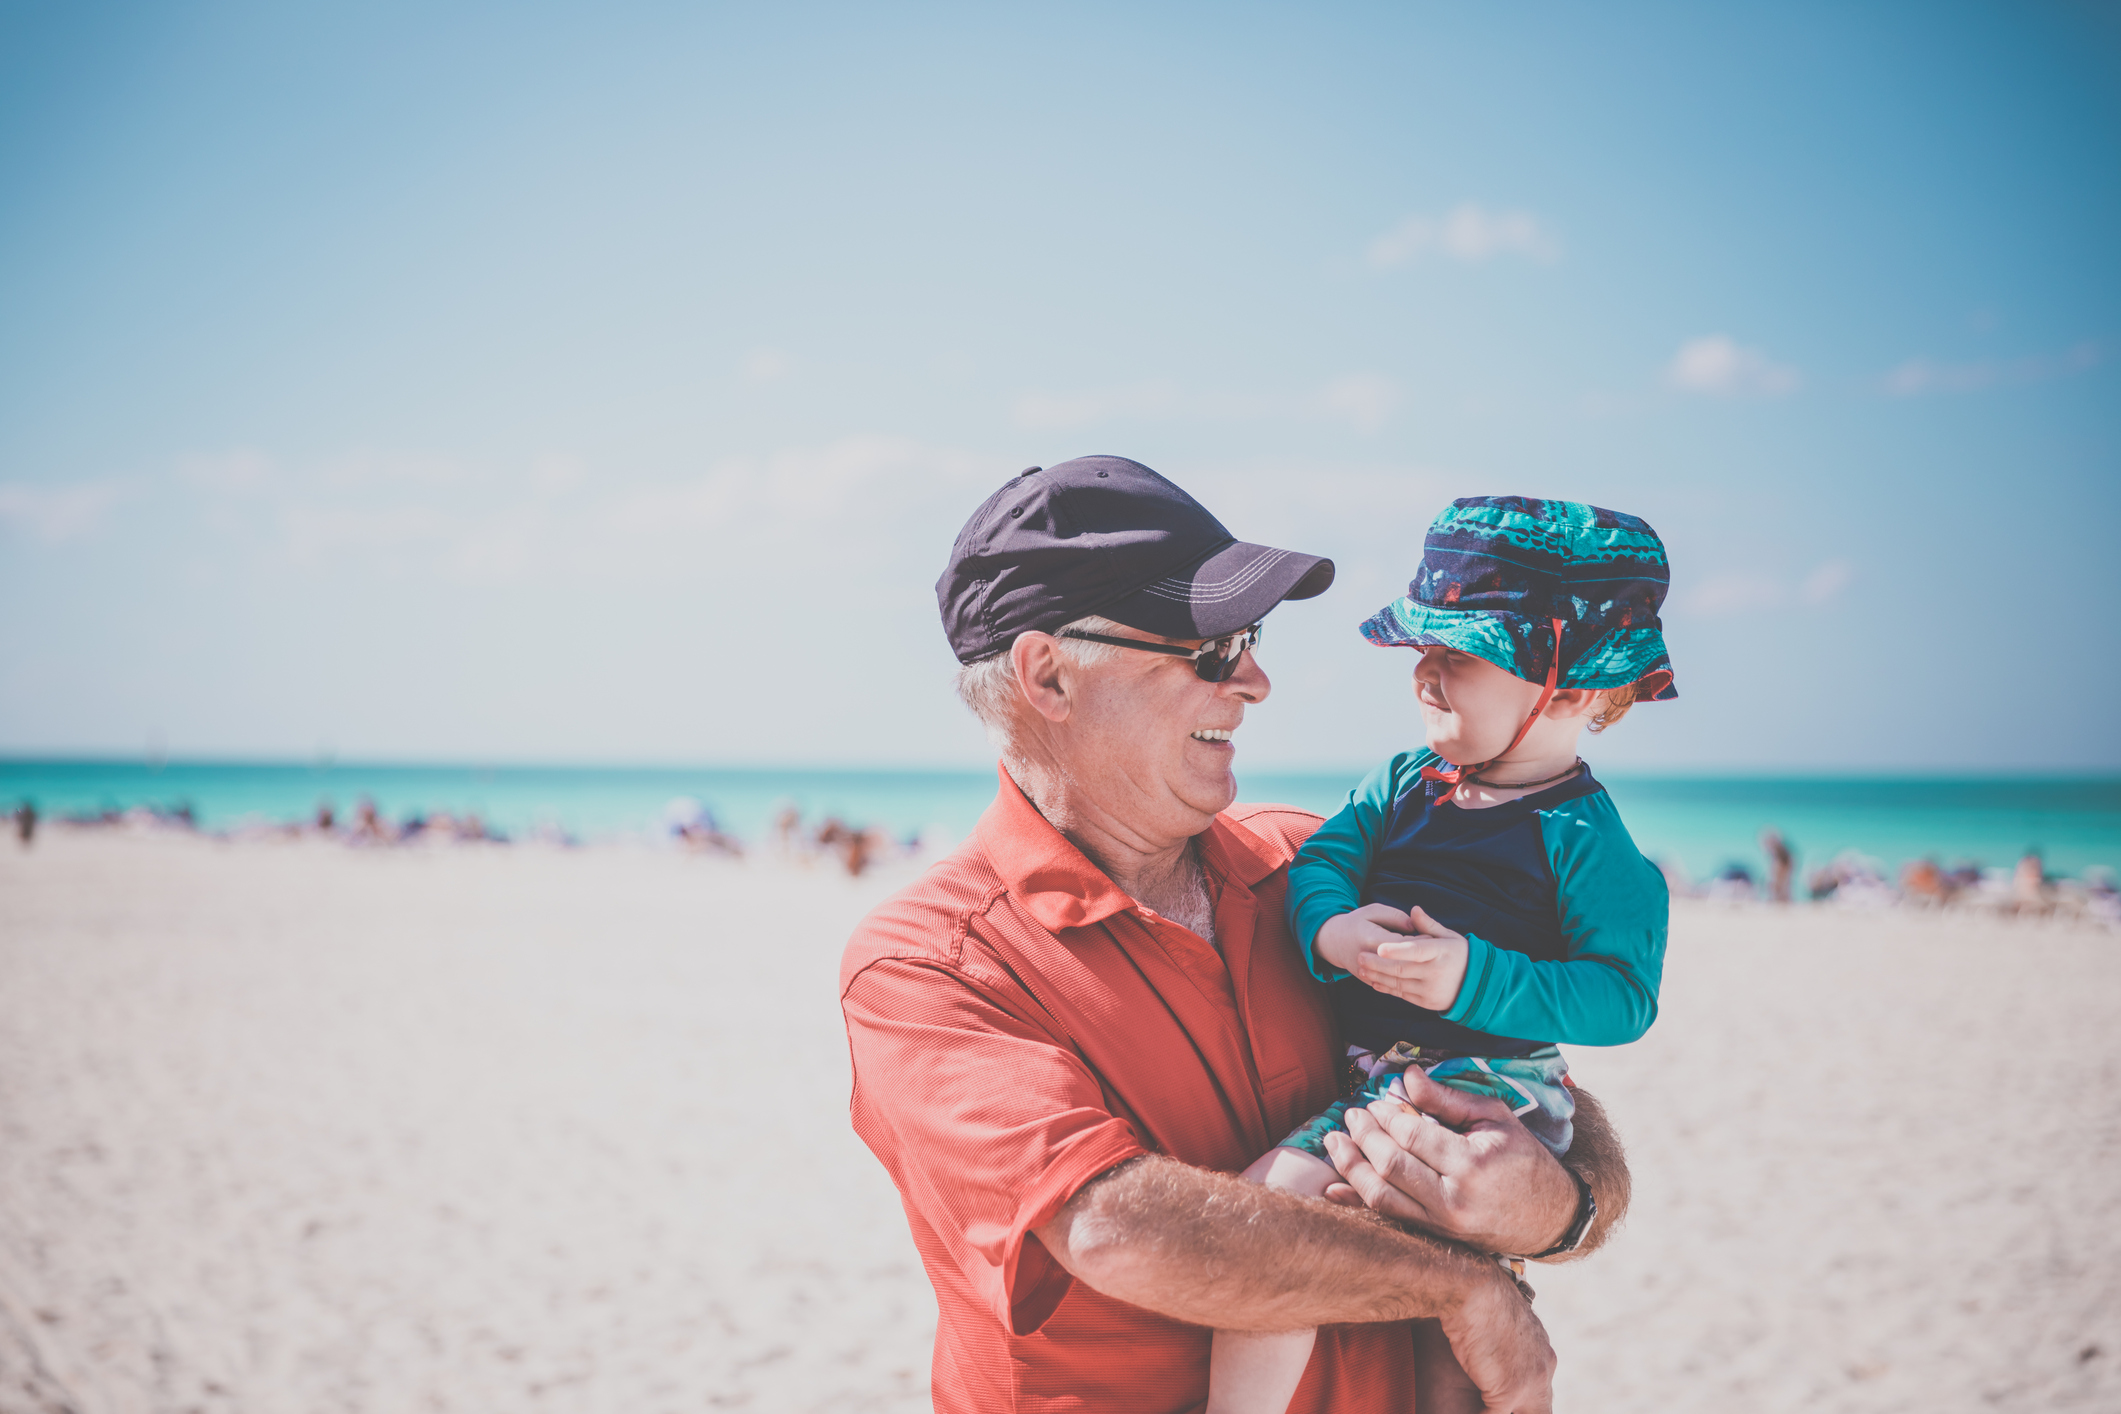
[1277,1041,1575,1160]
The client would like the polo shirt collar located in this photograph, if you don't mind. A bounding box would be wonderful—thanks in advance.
[973,766,1286,933]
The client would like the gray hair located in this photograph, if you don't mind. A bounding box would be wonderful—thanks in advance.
[953,614,1128,751]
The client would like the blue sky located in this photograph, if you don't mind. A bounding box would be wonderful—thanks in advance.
[2,0,2116,772]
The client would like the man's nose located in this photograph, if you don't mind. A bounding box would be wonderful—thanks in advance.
[1223,648,1271,704]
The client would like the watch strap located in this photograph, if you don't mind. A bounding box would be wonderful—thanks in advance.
[1525,1167,1596,1261]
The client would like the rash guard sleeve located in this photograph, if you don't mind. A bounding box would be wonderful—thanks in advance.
[1439,791,1668,1046]
[1286,751,1432,983]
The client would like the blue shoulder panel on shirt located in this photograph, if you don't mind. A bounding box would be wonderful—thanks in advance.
[1442,789,1669,1046]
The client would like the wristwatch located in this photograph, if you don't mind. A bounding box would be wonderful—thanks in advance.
[1525,1167,1597,1261]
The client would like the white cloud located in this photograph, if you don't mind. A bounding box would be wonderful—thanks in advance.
[1681,573,1788,618]
[267,435,986,587]
[1666,335,1800,397]
[0,482,122,541]
[741,348,795,383]
[1883,340,2101,397]
[1675,559,1856,618]
[1367,203,1561,269]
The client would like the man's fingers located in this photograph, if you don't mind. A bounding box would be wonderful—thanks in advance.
[1366,1096,1478,1178]
[1319,1181,1366,1208]
[1321,1127,1439,1226]
[1391,1063,1515,1130]
[1335,1106,1452,1223]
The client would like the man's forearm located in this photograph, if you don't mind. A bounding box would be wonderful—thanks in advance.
[1034,1154,1510,1332]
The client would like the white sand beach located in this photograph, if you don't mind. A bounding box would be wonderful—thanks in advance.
[1,830,2116,1413]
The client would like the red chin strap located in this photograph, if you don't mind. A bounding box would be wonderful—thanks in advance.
[1421,617,1566,789]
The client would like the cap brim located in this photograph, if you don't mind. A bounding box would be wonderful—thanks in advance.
[1100,540,1336,640]
[1360,597,1526,676]
[1363,596,1681,699]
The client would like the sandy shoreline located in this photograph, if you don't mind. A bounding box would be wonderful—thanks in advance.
[2,832,2116,1412]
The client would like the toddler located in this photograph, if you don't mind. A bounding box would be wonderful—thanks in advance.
[1209,496,1677,1414]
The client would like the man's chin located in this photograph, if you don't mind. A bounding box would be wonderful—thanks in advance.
[1177,766,1240,819]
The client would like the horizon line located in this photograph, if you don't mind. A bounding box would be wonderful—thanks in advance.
[3,752,2119,784]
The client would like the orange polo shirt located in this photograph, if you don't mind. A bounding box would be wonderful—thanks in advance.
[840,770,1419,1412]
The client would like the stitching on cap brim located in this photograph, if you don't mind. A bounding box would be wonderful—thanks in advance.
[1136,547,1291,605]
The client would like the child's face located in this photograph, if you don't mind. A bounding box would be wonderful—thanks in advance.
[1411,646,1548,765]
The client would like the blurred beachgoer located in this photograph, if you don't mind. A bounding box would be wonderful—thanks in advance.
[314,800,337,833]
[2085,867,2121,927]
[2012,851,2050,917]
[13,800,35,847]
[1807,862,1838,901]
[1808,851,1894,908]
[350,796,392,845]
[845,459,1616,1413]
[664,797,740,856]
[814,817,847,864]
[1760,829,1795,904]
[772,803,802,857]
[843,828,872,877]
[1710,862,1758,903]
[1900,857,1949,908]
[1222,496,1676,1414]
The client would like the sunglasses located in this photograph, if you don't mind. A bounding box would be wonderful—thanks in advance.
[1057,623,1263,683]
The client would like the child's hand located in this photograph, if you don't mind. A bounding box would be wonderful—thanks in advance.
[1313,904,1419,977]
[1352,906,1470,1012]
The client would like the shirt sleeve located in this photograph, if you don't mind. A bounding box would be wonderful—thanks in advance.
[841,955,1149,1336]
[1440,791,1669,1046]
[1285,752,1423,983]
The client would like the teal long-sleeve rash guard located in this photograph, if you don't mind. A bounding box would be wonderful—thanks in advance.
[1288,749,1669,1055]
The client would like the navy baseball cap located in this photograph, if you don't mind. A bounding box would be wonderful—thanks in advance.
[938,455,1335,665]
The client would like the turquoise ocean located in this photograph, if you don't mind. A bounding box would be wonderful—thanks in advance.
[4,757,2118,884]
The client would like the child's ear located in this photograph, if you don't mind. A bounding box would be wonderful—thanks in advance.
[1544,687,1601,720]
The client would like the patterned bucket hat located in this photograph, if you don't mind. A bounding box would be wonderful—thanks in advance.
[1360,496,1677,700]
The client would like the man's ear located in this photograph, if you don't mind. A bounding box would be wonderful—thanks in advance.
[1544,687,1600,720]
[1012,632,1074,725]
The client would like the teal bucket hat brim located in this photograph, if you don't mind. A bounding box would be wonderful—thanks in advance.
[1360,596,1677,700]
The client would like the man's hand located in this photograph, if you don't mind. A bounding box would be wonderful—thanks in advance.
[1352,906,1470,1012]
[1321,1065,1578,1257]
[1443,1273,1557,1414]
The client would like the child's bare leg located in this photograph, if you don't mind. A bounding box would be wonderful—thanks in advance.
[1412,1315,1486,1414]
[1206,1147,1339,1414]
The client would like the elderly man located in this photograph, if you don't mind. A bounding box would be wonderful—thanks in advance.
[841,457,1629,1412]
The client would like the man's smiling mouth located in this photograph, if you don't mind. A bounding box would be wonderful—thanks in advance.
[1190,728,1234,743]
